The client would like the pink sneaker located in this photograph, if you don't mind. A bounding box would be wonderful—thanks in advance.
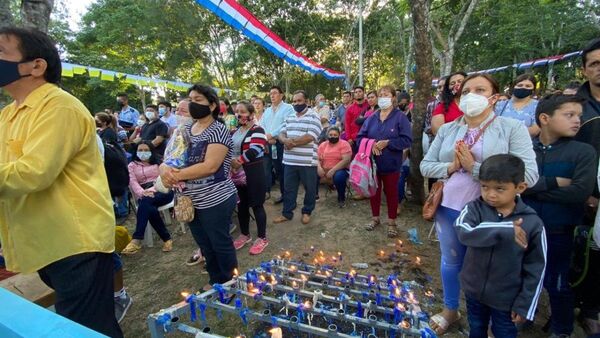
[233,234,252,250]
[249,238,269,255]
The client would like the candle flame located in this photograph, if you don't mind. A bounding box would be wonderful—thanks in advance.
[350,269,356,277]
[425,290,434,297]
[379,250,385,256]
[370,275,375,283]
[400,320,411,329]
[301,274,307,281]
[233,268,239,277]
[181,291,190,298]
[269,327,283,338]
[392,280,397,287]
[319,250,324,257]
[313,258,319,264]
[270,275,277,285]
[290,265,297,272]
[416,256,421,265]
[303,301,311,308]
[338,251,342,256]
[395,288,401,297]
[260,275,266,282]
[397,303,406,311]
[398,239,403,246]
[292,281,298,288]
[285,251,291,257]
[310,245,315,250]
[325,271,331,277]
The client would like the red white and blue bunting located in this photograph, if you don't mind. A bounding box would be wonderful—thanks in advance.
[194,0,346,80]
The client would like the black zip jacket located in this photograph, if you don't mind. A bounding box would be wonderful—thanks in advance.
[455,197,546,320]
[522,138,597,233]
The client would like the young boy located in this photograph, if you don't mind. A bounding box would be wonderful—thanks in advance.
[522,94,598,337]
[455,154,547,338]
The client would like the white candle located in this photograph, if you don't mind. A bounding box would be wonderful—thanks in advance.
[269,327,282,338]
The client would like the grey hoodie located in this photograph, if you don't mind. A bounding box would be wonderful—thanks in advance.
[455,197,547,320]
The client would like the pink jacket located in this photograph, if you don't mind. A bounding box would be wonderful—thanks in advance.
[128,161,159,199]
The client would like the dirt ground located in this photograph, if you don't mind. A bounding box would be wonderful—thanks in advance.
[118,185,587,338]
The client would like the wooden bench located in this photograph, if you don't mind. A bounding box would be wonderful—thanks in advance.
[0,272,55,308]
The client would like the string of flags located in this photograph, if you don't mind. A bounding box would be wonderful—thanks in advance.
[194,0,346,80]
[60,62,269,97]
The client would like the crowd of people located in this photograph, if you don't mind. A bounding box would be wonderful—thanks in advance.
[0,26,599,338]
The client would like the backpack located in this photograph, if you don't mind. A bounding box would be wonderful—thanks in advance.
[349,138,378,197]
[103,141,129,198]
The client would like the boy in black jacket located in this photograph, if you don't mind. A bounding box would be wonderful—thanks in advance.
[522,94,597,337]
[455,154,547,338]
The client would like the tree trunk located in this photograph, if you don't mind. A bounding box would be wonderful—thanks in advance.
[21,0,54,33]
[408,0,433,204]
[0,1,14,29]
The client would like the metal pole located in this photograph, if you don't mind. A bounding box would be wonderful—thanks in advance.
[358,1,364,86]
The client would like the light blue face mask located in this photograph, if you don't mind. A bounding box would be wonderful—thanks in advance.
[158,107,167,116]
[137,151,152,161]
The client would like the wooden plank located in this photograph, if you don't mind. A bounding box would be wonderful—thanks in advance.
[0,273,55,308]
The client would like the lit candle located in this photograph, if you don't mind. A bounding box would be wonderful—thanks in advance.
[310,245,315,253]
[338,251,343,261]
[269,327,283,338]
[300,274,307,289]
[415,256,421,266]
[393,303,402,324]
[400,319,411,329]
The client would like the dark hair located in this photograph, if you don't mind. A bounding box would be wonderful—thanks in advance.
[95,112,117,130]
[145,104,158,111]
[293,90,307,100]
[535,93,587,125]
[237,100,255,114]
[513,73,537,90]
[327,126,341,134]
[582,38,600,67]
[270,85,284,94]
[131,141,159,165]
[0,26,61,84]
[342,91,352,96]
[441,71,467,114]
[397,91,411,101]
[187,84,220,119]
[565,81,581,91]
[479,154,525,185]
[366,90,377,97]
[353,86,365,92]
[461,73,500,95]
[158,101,172,109]
[117,93,128,98]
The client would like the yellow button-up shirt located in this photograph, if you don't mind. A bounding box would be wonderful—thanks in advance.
[0,83,115,273]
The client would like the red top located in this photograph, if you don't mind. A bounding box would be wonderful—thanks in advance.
[432,100,463,123]
[344,101,370,142]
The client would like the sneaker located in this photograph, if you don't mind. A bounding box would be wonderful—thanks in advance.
[229,223,237,234]
[249,238,269,255]
[186,249,203,266]
[114,293,133,323]
[338,201,346,208]
[162,239,173,252]
[233,234,252,250]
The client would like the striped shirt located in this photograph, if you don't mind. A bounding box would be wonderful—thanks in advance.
[182,121,237,209]
[281,109,322,167]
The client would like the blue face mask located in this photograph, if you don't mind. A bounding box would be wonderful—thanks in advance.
[137,151,152,161]
[0,59,31,87]
[158,107,167,116]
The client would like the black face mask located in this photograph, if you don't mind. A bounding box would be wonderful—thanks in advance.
[328,137,339,144]
[293,104,307,113]
[0,59,31,87]
[513,88,533,99]
[189,102,213,119]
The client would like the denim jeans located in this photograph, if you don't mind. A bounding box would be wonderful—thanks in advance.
[188,194,238,284]
[282,165,318,220]
[264,141,284,195]
[113,191,129,219]
[397,164,410,202]
[544,232,575,335]
[466,297,517,338]
[317,169,349,202]
[132,191,174,242]
[435,206,466,310]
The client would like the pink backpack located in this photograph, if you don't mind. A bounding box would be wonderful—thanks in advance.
[349,138,378,197]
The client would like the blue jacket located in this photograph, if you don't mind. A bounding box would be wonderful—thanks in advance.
[522,137,597,233]
[356,108,412,174]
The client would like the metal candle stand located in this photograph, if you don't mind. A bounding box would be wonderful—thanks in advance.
[147,260,437,338]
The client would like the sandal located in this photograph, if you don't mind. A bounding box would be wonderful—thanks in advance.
[387,225,398,238]
[365,219,381,231]
[429,312,461,335]
[122,241,142,255]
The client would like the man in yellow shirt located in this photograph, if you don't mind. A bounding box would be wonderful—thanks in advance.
[0,27,122,337]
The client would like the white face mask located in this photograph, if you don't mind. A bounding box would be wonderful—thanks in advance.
[136,119,146,127]
[145,111,156,120]
[176,115,193,126]
[378,97,392,109]
[459,93,492,117]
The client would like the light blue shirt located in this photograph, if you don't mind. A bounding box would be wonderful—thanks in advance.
[118,105,140,126]
[494,99,538,127]
[261,101,295,137]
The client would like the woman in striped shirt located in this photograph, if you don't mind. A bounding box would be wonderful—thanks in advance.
[160,84,238,290]
[230,101,269,255]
